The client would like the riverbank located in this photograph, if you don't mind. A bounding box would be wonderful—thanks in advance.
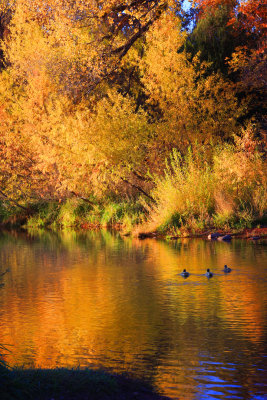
[137,227,267,240]
[0,199,266,240]
[0,364,169,400]
[0,199,145,235]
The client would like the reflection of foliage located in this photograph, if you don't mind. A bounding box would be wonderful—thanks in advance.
[0,228,266,400]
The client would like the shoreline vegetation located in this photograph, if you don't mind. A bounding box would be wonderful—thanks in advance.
[0,196,266,240]
[1,142,266,240]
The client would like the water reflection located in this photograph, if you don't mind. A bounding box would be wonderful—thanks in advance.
[0,229,266,399]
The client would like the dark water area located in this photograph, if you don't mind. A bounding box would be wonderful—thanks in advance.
[0,229,266,400]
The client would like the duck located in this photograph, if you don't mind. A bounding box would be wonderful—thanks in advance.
[180,269,190,278]
[205,268,213,278]
[223,264,231,273]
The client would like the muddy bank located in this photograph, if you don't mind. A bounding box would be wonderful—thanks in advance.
[138,227,267,240]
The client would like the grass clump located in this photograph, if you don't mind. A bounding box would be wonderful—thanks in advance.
[24,198,145,233]
[57,199,82,228]
[55,199,144,231]
[100,202,145,232]
[144,129,266,235]
[25,202,61,229]
[26,199,94,229]
[146,147,215,235]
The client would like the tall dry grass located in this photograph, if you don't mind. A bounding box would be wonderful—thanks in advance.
[143,148,215,234]
[142,127,266,234]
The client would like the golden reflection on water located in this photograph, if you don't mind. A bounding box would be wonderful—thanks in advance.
[0,230,266,399]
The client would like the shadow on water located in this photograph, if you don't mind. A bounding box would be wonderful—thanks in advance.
[0,229,266,399]
[0,364,170,400]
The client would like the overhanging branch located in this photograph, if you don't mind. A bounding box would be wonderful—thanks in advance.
[0,189,27,210]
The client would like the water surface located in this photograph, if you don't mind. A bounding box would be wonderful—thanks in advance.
[0,230,266,399]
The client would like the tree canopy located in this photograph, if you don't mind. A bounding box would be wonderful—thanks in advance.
[0,0,265,206]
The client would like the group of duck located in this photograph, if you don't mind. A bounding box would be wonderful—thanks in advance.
[180,265,232,278]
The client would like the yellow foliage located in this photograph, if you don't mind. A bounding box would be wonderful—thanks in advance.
[88,89,151,166]
[141,11,243,156]
[0,0,264,216]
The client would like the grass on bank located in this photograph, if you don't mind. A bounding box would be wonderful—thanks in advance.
[138,134,266,236]
[12,199,145,234]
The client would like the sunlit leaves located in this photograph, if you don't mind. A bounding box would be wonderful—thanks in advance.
[0,0,264,207]
[141,11,242,154]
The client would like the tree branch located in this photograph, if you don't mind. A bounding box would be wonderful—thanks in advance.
[113,3,167,59]
[120,177,155,202]
[70,191,95,206]
[0,189,27,210]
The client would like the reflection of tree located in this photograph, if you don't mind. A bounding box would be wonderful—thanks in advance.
[0,230,265,399]
[0,230,175,371]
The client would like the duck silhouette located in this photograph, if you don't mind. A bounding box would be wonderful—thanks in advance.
[223,265,231,273]
[180,269,190,278]
[205,268,213,278]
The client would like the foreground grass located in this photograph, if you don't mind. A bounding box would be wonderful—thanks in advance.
[0,365,168,400]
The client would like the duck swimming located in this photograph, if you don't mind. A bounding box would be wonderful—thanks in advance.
[223,264,231,273]
[205,268,213,278]
[181,269,190,278]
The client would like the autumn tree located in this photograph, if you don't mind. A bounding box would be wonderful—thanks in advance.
[186,0,241,73]
[0,0,264,209]
[140,11,243,162]
[186,0,266,131]
[228,0,266,127]
[2,0,171,100]
[0,1,12,70]
[229,0,266,52]
[0,0,172,203]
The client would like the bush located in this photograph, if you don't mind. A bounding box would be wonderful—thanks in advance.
[100,201,145,233]
[26,202,60,228]
[145,129,266,234]
[147,147,215,233]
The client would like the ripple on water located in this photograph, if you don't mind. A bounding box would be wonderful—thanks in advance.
[0,232,266,400]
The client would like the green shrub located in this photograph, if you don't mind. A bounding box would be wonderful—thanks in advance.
[26,202,60,228]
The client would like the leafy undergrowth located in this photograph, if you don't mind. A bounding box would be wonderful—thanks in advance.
[0,199,145,235]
